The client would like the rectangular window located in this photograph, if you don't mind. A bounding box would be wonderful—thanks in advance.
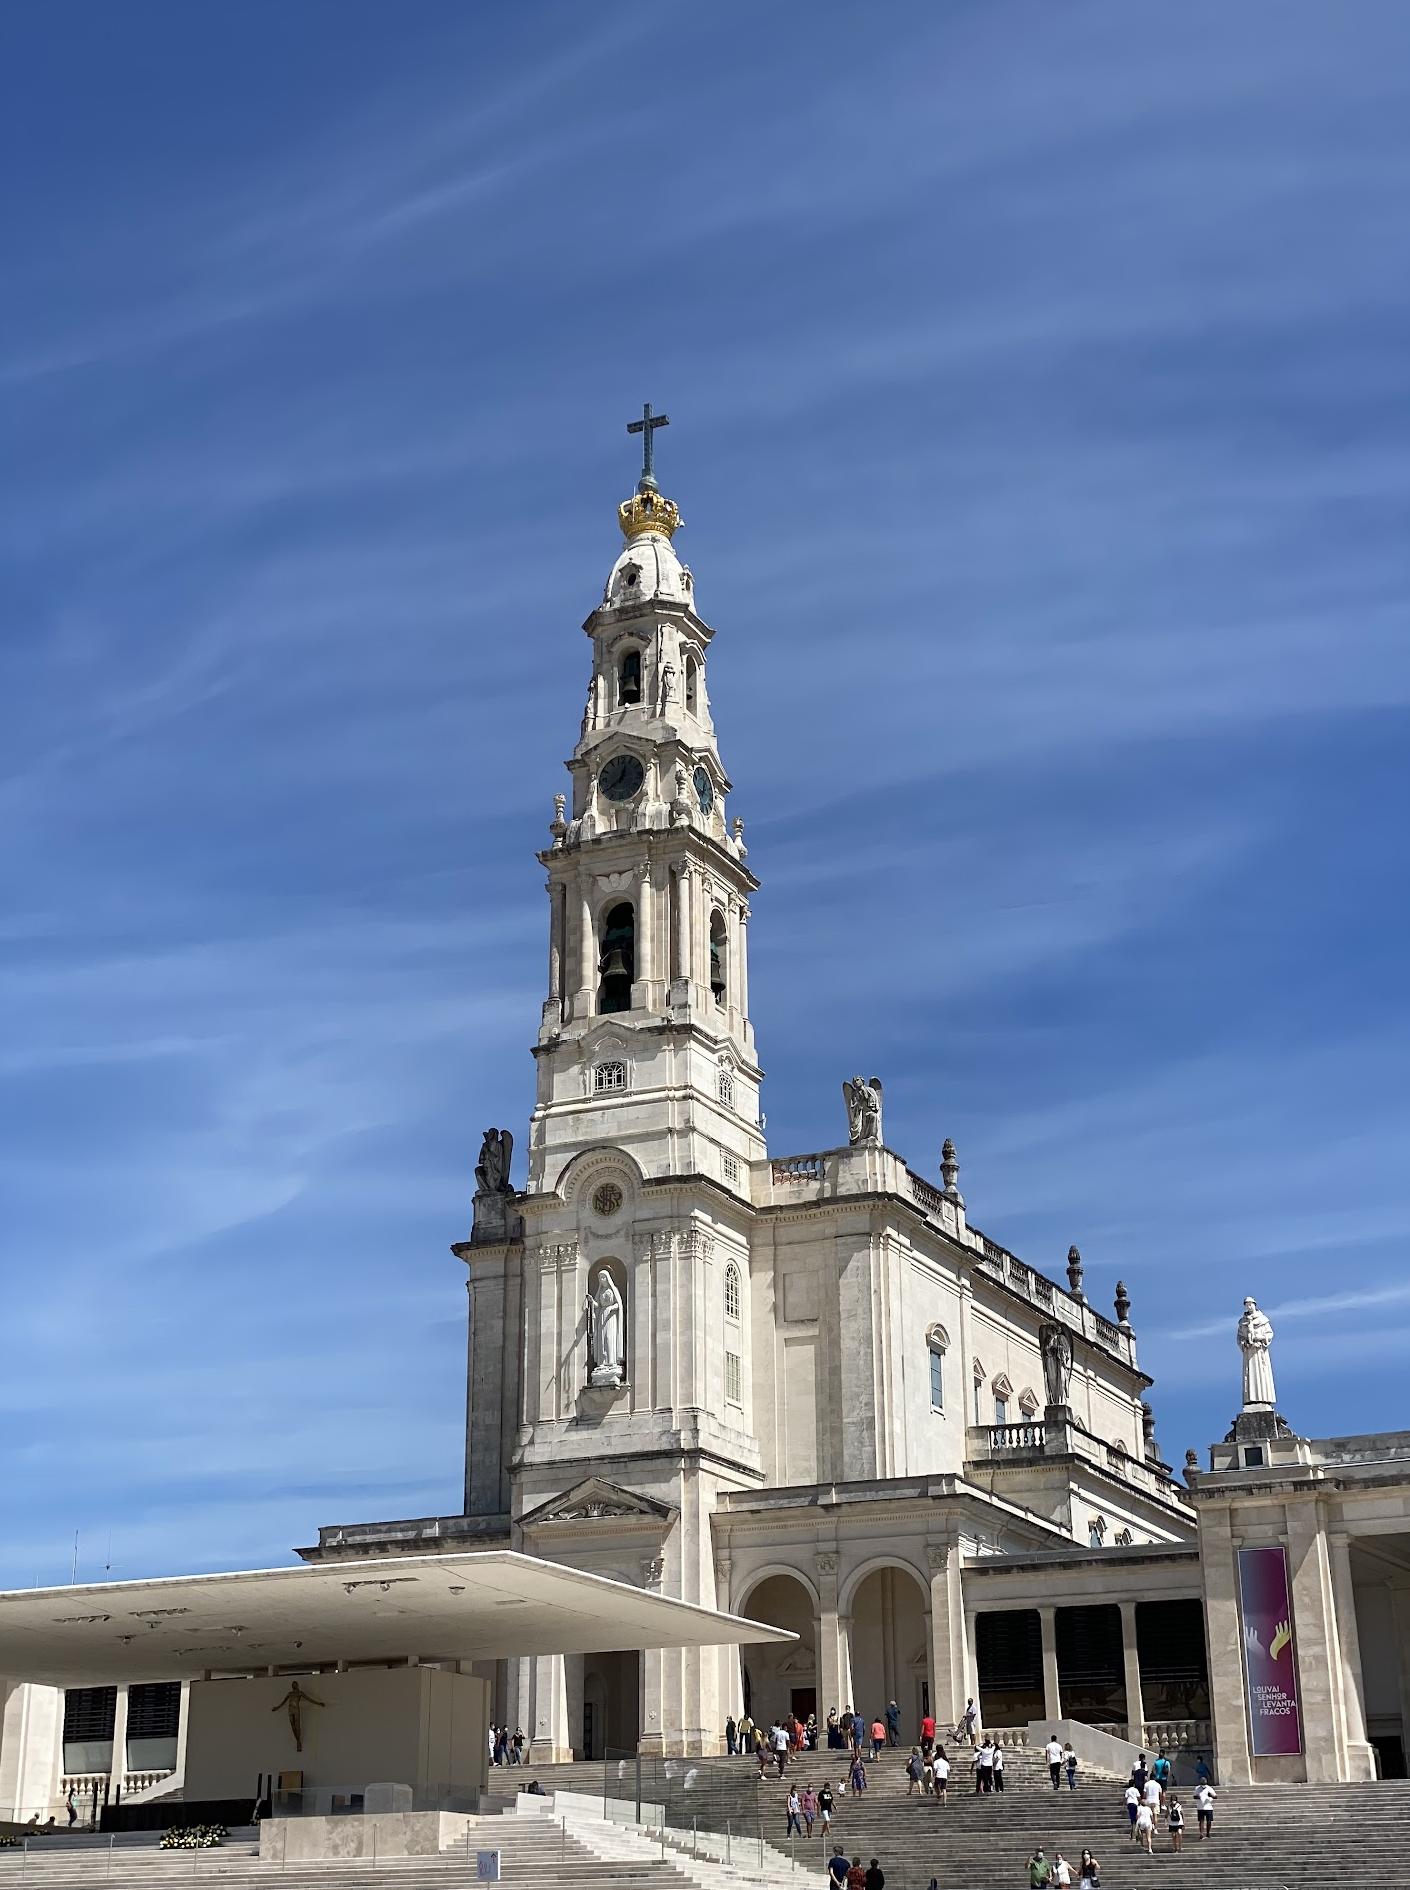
[725,1350,742,1405]
[722,1153,740,1184]
[63,1685,117,1777]
[929,1347,944,1410]
[127,1681,181,1774]
[994,1396,1008,1425]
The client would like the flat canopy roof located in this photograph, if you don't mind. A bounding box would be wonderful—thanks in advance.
[0,1552,794,1686]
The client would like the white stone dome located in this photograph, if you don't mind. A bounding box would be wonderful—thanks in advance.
[603,532,695,609]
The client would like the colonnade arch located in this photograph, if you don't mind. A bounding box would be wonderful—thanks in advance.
[736,1570,818,1726]
[845,1561,931,1731]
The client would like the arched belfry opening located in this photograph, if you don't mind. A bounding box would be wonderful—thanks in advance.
[597,902,635,1014]
[709,908,728,1006]
[618,648,642,706]
[684,652,699,713]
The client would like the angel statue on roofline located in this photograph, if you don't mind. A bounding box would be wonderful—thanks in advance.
[842,1075,883,1146]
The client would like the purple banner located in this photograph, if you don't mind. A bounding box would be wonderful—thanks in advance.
[1237,1545,1303,1756]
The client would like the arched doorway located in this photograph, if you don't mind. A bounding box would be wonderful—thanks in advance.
[847,1564,929,1734]
[738,1571,817,1726]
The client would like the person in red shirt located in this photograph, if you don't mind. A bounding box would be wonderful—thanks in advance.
[920,1713,936,1756]
[846,1858,866,1890]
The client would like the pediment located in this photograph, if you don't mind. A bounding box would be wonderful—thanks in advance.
[521,1477,677,1530]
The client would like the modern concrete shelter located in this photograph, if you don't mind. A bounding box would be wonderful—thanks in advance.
[0,1552,791,1820]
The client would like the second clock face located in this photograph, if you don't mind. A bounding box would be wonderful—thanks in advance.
[693,765,715,814]
[600,753,645,801]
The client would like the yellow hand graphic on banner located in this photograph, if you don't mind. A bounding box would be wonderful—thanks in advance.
[1270,1620,1292,1661]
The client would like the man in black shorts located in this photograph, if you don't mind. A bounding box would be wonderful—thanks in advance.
[1194,1781,1216,1838]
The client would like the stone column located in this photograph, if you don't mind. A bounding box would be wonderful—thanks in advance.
[964,1610,983,1731]
[815,1553,853,1714]
[173,1682,191,1792]
[1119,1599,1144,1744]
[1199,1506,1252,1783]
[527,1654,572,1764]
[735,903,750,1019]
[110,1686,129,1794]
[635,862,654,998]
[546,881,562,1009]
[1326,1531,1376,1779]
[576,881,595,1018]
[1038,1606,1061,1723]
[696,878,711,1004]
[674,864,692,987]
[1286,1506,1342,1781]
[926,1543,966,1733]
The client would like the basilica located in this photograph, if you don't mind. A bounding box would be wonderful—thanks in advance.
[298,424,1255,1768]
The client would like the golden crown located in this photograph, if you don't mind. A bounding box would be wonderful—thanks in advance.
[619,481,682,541]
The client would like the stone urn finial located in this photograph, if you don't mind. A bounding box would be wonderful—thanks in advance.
[1066,1243,1084,1299]
[940,1137,962,1203]
[1114,1279,1132,1328]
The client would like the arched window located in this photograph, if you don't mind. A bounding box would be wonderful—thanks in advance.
[718,1063,735,1108]
[684,653,699,713]
[1088,1516,1107,1548]
[724,1262,741,1323]
[593,1061,626,1093]
[618,648,642,706]
[709,909,728,1006]
[597,902,635,1014]
[972,1357,985,1426]
[927,1324,949,1413]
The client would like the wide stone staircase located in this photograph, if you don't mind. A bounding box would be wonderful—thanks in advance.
[486,1745,1410,1889]
[0,1816,686,1890]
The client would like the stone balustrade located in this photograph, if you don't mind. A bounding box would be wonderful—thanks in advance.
[1142,1718,1211,1750]
[770,1153,826,1183]
[59,1767,173,1801]
[967,1419,1193,1515]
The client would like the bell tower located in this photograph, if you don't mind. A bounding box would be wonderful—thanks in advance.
[528,406,763,1196]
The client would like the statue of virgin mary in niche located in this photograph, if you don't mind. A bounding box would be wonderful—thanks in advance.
[587,1267,625,1387]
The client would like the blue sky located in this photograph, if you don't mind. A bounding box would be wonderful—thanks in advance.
[2,2,1408,1589]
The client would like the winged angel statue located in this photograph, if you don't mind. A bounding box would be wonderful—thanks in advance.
[842,1075,883,1146]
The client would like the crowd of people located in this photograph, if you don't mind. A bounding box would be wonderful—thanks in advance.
[1120,1747,1216,1856]
[725,1701,1218,1888]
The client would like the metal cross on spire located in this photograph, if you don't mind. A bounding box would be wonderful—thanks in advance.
[626,401,669,488]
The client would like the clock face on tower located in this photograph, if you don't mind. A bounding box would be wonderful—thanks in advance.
[599,753,645,802]
[693,765,714,814]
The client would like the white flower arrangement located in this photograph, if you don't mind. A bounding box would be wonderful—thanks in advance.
[159,1824,227,1850]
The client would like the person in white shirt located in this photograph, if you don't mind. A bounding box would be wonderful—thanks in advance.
[1194,1781,1216,1838]
[1124,1782,1141,1839]
[1134,1802,1155,1855]
[1143,1776,1163,1812]
[1044,1734,1065,1790]
[974,1740,994,1794]
[932,1749,950,1804]
[1052,1853,1073,1888]
[991,1742,1005,1792]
